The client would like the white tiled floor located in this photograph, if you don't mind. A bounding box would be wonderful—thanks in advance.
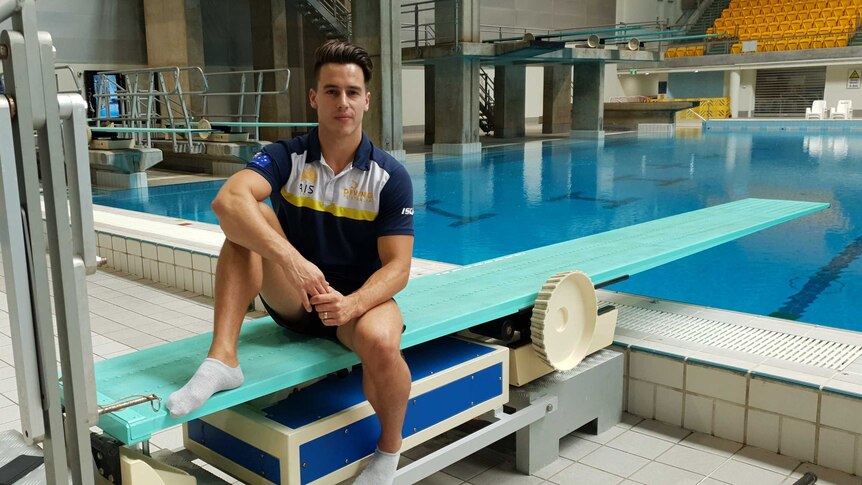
[2,263,862,484]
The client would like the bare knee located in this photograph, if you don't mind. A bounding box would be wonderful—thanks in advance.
[356,329,402,368]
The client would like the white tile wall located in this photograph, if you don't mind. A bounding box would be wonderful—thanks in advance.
[749,378,818,422]
[157,245,174,264]
[175,250,192,269]
[821,393,862,434]
[126,239,141,256]
[142,242,157,260]
[817,427,856,474]
[779,417,815,462]
[683,394,713,434]
[686,364,747,405]
[655,387,683,427]
[628,379,655,418]
[192,253,210,272]
[746,409,779,452]
[713,401,745,443]
[629,352,684,389]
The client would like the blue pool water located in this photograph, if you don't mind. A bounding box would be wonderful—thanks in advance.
[93,132,862,332]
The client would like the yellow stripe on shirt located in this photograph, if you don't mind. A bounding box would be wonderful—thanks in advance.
[281,189,378,221]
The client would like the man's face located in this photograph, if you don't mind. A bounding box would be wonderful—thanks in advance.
[309,63,370,138]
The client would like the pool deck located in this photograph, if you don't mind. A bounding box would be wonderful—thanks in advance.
[71,204,862,482]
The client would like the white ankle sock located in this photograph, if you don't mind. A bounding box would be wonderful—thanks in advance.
[353,448,399,485]
[166,358,243,417]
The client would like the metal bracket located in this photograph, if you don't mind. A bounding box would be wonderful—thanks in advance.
[91,433,123,485]
[393,396,557,485]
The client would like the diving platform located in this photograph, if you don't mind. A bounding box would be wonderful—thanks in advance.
[84,198,828,446]
[604,101,700,131]
[403,41,660,65]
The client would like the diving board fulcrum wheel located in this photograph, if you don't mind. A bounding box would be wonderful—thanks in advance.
[196,118,212,140]
[531,271,598,371]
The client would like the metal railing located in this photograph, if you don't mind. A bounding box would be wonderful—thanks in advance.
[200,68,291,142]
[401,0,460,49]
[91,66,208,152]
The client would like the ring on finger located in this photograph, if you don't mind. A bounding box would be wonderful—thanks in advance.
[323,311,328,320]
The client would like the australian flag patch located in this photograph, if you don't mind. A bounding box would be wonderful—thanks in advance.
[250,152,273,168]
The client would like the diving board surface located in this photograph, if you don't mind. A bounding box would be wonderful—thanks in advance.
[88,198,828,444]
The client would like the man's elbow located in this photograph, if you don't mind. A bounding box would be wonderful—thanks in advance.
[211,193,230,219]
[396,262,411,290]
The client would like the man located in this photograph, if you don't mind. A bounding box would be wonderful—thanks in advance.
[166,40,414,485]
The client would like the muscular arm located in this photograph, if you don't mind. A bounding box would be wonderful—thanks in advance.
[212,170,289,263]
[349,235,414,315]
[212,170,328,303]
[310,235,413,324]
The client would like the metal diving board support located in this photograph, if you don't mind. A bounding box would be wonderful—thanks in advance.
[1,2,98,483]
[85,198,828,446]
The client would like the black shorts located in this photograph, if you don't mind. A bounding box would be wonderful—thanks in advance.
[260,296,340,340]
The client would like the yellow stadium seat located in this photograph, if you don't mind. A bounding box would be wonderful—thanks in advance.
[750,6,762,15]
[825,36,838,47]
[787,39,800,49]
[819,26,833,35]
[799,38,813,49]
[776,12,788,22]
[778,21,793,32]
[807,27,821,36]
[731,43,743,53]
[812,37,826,48]
[715,18,726,28]
[822,7,835,17]
[785,11,799,21]
[814,17,827,28]
[840,0,852,6]
[838,36,849,46]
[695,45,705,55]
[832,24,847,34]
[833,6,847,16]
[776,39,789,50]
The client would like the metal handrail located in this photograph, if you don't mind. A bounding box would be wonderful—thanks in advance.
[199,68,291,142]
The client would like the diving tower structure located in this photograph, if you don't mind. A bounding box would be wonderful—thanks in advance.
[401,0,662,152]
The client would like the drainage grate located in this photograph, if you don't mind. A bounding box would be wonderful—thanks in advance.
[607,302,862,371]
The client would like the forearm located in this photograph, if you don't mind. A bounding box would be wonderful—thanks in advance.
[349,261,410,315]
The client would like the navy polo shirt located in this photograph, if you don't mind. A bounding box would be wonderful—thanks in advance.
[244,129,414,293]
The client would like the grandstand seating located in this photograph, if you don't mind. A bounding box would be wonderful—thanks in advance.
[665,0,862,58]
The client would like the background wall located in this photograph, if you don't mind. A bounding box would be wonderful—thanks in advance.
[481,0,615,35]
[667,71,725,98]
[615,0,682,24]
[0,0,147,65]
[823,65,862,117]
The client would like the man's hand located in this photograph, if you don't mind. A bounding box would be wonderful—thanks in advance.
[283,256,329,312]
[310,287,361,326]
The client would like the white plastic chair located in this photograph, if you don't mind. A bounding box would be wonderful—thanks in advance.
[805,100,827,120]
[830,99,853,119]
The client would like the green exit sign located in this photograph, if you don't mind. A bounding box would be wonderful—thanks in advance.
[630,69,638,75]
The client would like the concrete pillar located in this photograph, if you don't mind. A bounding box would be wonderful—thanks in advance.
[143,0,205,113]
[433,57,481,154]
[543,65,572,134]
[431,0,481,154]
[571,62,605,139]
[353,0,404,159]
[425,65,435,146]
[249,0,292,141]
[729,69,741,119]
[493,65,526,138]
[435,0,481,44]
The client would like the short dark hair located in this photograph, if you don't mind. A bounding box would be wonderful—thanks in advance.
[313,40,373,85]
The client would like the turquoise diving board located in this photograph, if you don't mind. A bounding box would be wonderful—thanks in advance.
[88,198,828,444]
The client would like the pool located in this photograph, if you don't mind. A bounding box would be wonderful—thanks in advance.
[93,131,862,332]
